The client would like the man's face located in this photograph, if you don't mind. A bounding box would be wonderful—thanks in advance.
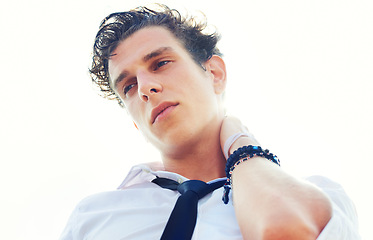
[108,26,225,153]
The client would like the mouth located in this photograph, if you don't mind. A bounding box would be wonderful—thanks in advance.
[151,102,179,124]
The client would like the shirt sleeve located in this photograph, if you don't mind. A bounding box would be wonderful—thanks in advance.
[58,206,77,240]
[306,175,361,240]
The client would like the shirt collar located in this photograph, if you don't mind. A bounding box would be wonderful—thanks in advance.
[117,161,188,190]
[117,161,227,190]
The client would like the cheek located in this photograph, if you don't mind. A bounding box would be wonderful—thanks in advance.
[126,101,144,123]
[128,108,141,123]
[188,79,216,101]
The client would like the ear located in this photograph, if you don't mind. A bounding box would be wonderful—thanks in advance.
[205,55,227,94]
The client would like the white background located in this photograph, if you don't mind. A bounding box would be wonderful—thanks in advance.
[1,0,372,239]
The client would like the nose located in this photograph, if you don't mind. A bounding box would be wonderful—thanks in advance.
[137,70,162,102]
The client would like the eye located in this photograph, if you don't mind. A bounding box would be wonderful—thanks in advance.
[154,60,171,71]
[123,82,137,97]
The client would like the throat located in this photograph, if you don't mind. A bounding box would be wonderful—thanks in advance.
[161,144,226,182]
[159,113,226,181]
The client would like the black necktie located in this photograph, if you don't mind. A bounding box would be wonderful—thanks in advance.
[152,177,225,240]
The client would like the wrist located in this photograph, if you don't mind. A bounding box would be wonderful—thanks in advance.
[222,145,280,204]
[229,137,260,157]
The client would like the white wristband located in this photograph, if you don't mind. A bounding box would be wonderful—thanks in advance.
[223,133,251,160]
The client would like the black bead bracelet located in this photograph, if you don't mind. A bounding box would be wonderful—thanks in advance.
[222,145,280,204]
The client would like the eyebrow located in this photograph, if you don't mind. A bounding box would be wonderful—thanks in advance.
[143,47,173,62]
[113,47,174,87]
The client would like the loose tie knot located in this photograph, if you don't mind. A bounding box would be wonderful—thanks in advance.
[152,177,226,240]
[177,180,210,199]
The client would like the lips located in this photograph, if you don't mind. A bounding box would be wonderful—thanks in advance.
[151,102,178,124]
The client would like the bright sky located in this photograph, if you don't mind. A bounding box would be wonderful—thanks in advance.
[1,0,372,239]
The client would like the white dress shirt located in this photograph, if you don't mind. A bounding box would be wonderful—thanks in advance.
[60,162,360,239]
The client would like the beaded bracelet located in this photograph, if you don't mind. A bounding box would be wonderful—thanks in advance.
[222,145,280,204]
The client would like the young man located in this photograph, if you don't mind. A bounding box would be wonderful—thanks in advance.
[60,5,360,240]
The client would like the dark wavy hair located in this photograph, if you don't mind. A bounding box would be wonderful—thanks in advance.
[89,4,222,106]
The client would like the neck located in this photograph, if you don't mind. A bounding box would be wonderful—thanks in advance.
[160,118,226,182]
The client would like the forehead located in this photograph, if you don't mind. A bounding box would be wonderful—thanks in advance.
[108,26,187,82]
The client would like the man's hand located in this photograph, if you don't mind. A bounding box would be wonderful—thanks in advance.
[220,116,260,160]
